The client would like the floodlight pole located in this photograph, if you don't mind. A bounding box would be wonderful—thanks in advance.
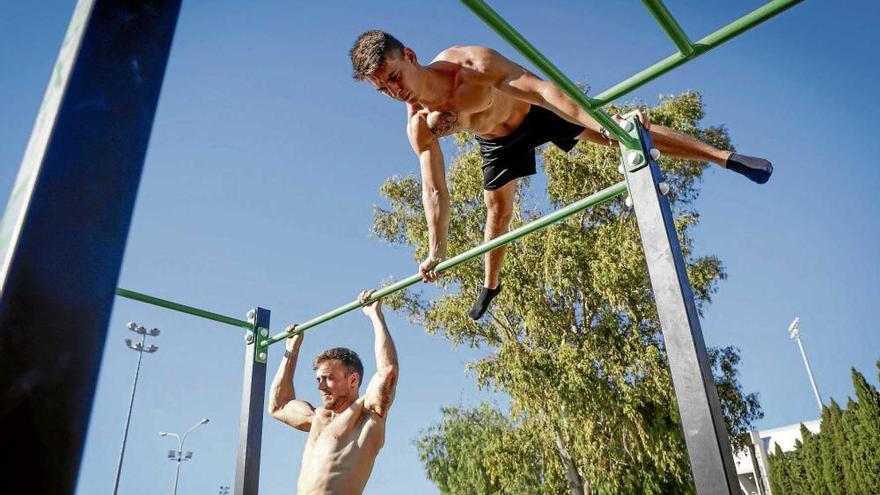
[621,119,738,494]
[113,323,160,495]
[788,317,823,412]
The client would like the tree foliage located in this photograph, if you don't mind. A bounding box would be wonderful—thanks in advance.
[769,361,880,495]
[373,93,763,494]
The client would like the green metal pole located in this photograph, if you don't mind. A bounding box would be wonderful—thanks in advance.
[264,180,628,347]
[594,0,803,106]
[115,288,253,330]
[640,0,694,56]
[458,0,639,150]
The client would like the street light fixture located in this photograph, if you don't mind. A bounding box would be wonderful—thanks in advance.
[113,322,160,495]
[159,418,210,495]
[788,316,824,413]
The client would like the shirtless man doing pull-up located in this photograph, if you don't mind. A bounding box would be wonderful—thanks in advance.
[349,30,773,320]
[269,290,398,495]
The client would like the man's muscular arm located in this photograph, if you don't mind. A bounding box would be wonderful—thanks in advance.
[461,47,607,142]
[407,107,450,280]
[267,328,315,431]
[359,290,399,419]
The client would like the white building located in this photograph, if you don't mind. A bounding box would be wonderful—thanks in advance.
[734,419,822,495]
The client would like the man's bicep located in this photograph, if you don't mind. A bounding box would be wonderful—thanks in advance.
[274,399,316,432]
[364,371,398,418]
[408,118,446,191]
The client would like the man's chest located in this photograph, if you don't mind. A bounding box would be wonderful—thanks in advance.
[307,411,382,451]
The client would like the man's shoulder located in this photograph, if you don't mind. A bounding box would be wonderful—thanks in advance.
[432,45,498,66]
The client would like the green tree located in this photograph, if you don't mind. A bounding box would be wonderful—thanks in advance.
[841,397,868,495]
[414,404,560,494]
[851,368,880,492]
[789,439,810,495]
[819,402,846,495]
[766,363,880,494]
[769,443,793,495]
[799,424,824,494]
[374,93,762,494]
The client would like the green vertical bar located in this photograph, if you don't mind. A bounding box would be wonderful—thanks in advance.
[263,180,629,346]
[594,0,804,106]
[640,0,694,56]
[459,0,640,150]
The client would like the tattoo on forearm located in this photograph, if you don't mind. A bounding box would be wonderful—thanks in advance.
[428,111,460,137]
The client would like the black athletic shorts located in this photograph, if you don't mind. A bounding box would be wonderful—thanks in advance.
[475,105,585,191]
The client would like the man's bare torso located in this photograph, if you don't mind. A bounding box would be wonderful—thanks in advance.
[297,398,385,495]
[411,46,533,140]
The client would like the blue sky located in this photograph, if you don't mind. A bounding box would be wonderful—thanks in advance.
[1,1,878,494]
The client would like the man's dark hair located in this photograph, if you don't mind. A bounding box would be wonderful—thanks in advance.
[349,30,405,81]
[314,347,364,387]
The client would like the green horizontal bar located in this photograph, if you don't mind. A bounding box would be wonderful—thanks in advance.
[459,0,640,150]
[264,180,629,347]
[115,288,253,330]
[594,0,804,107]
[641,0,694,56]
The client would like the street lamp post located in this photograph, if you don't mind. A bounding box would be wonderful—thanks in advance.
[788,317,824,413]
[113,322,160,495]
[160,418,210,495]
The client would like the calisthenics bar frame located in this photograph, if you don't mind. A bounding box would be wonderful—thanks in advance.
[114,180,626,344]
[461,0,803,116]
[459,1,803,493]
[0,1,802,494]
[264,180,627,346]
[114,179,627,495]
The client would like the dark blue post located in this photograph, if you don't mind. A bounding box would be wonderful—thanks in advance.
[235,308,270,495]
[0,1,182,493]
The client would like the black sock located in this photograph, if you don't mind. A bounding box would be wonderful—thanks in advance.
[725,153,773,184]
[468,284,502,320]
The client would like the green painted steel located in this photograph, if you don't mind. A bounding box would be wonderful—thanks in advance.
[458,0,639,150]
[264,180,628,347]
[115,288,253,330]
[594,0,804,106]
[640,0,694,56]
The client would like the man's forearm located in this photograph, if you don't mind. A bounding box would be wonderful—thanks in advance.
[268,347,299,412]
[370,313,398,374]
[422,186,450,259]
[417,143,450,260]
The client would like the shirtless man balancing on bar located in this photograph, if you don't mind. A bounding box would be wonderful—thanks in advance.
[350,30,772,320]
[269,290,398,495]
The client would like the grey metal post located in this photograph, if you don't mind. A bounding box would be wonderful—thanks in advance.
[620,120,739,494]
[172,456,183,495]
[0,1,181,493]
[234,308,270,495]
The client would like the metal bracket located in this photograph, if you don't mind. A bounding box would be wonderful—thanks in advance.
[619,116,650,173]
[246,310,269,364]
[255,327,269,364]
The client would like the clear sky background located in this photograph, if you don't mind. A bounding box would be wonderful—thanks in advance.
[1,1,878,494]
